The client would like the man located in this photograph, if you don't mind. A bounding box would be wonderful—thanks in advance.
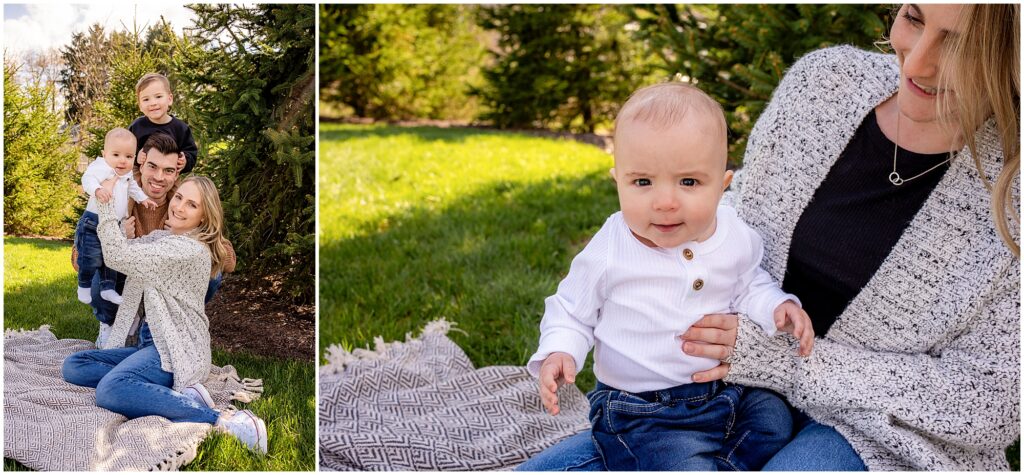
[73,133,234,345]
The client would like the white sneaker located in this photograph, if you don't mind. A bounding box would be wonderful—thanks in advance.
[182,383,215,408]
[77,287,92,304]
[100,289,123,304]
[217,409,268,454]
[96,323,112,348]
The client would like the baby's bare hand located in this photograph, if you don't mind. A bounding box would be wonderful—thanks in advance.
[95,188,113,203]
[538,352,576,416]
[774,300,815,357]
[140,199,158,210]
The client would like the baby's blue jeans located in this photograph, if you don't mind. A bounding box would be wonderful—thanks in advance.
[516,392,866,471]
[587,381,791,471]
[75,211,118,292]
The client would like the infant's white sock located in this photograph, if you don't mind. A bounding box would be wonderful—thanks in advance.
[77,287,92,304]
[100,289,123,305]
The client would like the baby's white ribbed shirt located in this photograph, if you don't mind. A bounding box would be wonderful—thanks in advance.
[527,205,797,392]
[82,157,149,219]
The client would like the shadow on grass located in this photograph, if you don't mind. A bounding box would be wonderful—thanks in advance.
[317,167,1021,471]
[4,236,73,251]
[320,124,545,145]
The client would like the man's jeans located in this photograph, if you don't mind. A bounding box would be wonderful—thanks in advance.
[75,211,118,292]
[61,323,219,424]
[90,272,223,325]
[587,381,791,471]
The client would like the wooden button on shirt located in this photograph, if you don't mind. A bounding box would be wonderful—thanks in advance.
[693,279,704,291]
[683,248,694,260]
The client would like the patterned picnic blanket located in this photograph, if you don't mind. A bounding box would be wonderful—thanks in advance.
[319,319,590,471]
[4,326,263,471]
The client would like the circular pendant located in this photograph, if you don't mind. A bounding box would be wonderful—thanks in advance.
[888,172,904,186]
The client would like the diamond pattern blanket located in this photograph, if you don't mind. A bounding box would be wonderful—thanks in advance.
[4,326,263,471]
[319,320,590,471]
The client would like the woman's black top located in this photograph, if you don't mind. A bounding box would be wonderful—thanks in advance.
[781,110,953,336]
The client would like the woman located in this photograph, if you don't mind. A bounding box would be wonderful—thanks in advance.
[520,4,1018,471]
[62,176,269,454]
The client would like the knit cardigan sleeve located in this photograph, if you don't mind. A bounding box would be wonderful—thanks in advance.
[95,200,206,294]
[727,257,1020,451]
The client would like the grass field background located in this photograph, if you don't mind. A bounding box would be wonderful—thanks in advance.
[3,237,315,471]
[318,123,617,392]
[318,123,1018,470]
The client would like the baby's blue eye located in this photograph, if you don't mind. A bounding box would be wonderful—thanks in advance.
[633,178,651,187]
[680,178,697,186]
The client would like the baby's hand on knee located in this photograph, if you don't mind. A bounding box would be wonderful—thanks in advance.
[538,352,576,416]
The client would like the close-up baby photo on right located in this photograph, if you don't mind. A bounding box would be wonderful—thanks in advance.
[315,3,1019,472]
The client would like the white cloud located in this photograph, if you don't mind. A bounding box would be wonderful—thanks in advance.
[4,3,197,57]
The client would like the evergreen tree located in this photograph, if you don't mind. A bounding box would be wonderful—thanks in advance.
[60,24,115,127]
[173,4,315,303]
[4,62,80,236]
[629,4,892,163]
[320,4,485,120]
[83,31,161,159]
[476,5,656,133]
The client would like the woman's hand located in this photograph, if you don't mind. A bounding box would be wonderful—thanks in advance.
[96,177,117,203]
[680,313,738,382]
[123,216,137,239]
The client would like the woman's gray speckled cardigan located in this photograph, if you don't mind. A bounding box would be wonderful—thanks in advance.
[95,199,212,392]
[724,46,1020,471]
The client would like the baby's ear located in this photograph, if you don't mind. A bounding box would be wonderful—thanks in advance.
[722,169,734,191]
[609,167,617,181]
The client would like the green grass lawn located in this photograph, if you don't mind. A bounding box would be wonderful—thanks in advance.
[318,123,1019,470]
[319,124,617,393]
[3,237,315,471]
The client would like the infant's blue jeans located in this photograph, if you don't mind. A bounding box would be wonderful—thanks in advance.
[75,211,119,292]
[61,322,219,425]
[588,380,792,471]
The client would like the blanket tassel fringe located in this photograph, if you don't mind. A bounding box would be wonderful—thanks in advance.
[150,445,200,472]
[322,317,462,374]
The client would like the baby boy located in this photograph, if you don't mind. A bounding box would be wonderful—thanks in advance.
[528,82,814,471]
[75,128,156,305]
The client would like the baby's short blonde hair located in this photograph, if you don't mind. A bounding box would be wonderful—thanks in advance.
[104,127,137,148]
[135,73,171,97]
[614,82,727,142]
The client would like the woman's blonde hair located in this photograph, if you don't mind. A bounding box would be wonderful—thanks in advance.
[942,4,1020,257]
[181,176,229,277]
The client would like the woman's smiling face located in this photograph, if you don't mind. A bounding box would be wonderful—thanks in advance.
[889,4,965,124]
[166,181,205,234]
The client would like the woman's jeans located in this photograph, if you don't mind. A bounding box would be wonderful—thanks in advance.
[587,382,790,471]
[61,323,219,424]
[517,396,867,471]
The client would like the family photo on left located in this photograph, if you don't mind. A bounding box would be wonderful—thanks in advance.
[3,3,315,471]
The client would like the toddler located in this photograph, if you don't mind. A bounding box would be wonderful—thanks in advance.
[75,128,156,305]
[129,73,198,174]
[528,83,814,471]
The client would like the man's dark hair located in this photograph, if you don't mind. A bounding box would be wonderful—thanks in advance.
[141,133,180,156]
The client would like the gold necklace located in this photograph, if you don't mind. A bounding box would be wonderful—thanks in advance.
[889,112,955,186]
